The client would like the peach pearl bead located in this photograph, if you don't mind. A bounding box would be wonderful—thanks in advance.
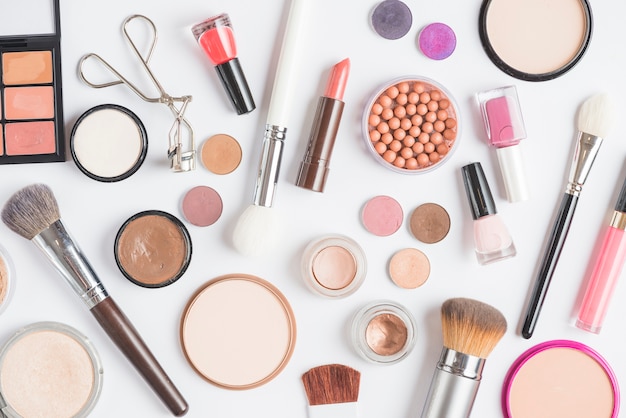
[393,156,406,168]
[424,142,435,153]
[408,92,419,104]
[400,147,413,159]
[418,132,430,144]
[381,107,394,121]
[393,129,406,141]
[394,106,407,118]
[388,117,401,130]
[383,150,396,162]
[369,114,381,126]
[419,92,431,103]
[417,104,428,115]
[386,86,399,98]
[412,142,424,154]
[396,94,408,105]
[381,133,393,144]
[400,118,412,130]
[430,132,443,145]
[405,158,418,169]
[372,103,383,115]
[377,122,389,134]
[433,120,446,133]
[409,125,421,138]
[379,95,392,107]
[417,153,429,166]
[430,90,442,101]
[397,82,410,93]
[374,141,387,154]
[370,129,381,142]
[403,135,415,147]
[405,103,417,115]
[389,140,402,152]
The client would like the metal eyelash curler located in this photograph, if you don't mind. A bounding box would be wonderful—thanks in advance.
[78,14,196,173]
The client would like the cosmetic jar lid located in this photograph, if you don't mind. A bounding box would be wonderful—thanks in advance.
[502,340,619,418]
[70,104,148,182]
[478,0,592,81]
[363,76,461,175]
[0,321,104,418]
[462,162,497,219]
[114,210,192,288]
[301,234,367,298]
[351,300,417,364]
[0,244,15,316]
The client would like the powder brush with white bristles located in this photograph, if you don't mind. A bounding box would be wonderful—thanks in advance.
[522,93,616,339]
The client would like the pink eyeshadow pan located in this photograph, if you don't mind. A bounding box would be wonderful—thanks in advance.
[4,86,55,120]
[5,121,56,156]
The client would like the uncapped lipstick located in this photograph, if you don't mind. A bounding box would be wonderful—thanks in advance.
[296,58,350,192]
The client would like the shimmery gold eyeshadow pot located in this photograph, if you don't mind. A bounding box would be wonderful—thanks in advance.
[0,0,66,163]
[479,0,592,81]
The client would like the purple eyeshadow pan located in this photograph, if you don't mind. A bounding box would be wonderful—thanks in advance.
[371,0,413,40]
[418,23,457,60]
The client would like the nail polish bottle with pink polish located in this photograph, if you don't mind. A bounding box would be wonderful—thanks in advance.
[462,162,516,265]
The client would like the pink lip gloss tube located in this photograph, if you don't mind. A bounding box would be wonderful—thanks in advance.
[576,172,626,334]
[476,86,529,203]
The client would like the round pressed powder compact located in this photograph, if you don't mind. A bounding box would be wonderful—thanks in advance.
[301,234,367,298]
[180,273,297,389]
[351,300,417,364]
[114,210,192,288]
[70,104,148,182]
[363,76,460,174]
[502,340,619,417]
[479,0,592,81]
[0,321,103,418]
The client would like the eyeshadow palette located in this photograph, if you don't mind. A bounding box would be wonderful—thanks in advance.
[0,0,65,164]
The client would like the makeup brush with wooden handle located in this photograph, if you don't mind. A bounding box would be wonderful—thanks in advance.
[421,297,507,418]
[1,184,188,416]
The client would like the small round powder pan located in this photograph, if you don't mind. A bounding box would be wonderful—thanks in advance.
[363,76,461,174]
[114,210,192,288]
[351,300,417,364]
[70,104,148,182]
[0,321,104,418]
[502,340,620,418]
[479,0,592,81]
[180,273,297,389]
[301,234,367,298]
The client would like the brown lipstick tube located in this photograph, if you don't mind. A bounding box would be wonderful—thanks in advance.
[295,96,345,192]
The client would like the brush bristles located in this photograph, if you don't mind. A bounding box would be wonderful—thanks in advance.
[1,184,60,240]
[441,298,507,358]
[302,364,361,406]
[576,93,615,138]
[232,204,280,257]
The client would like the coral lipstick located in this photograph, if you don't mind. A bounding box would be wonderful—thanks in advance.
[324,58,350,100]
[576,170,626,334]
[296,58,350,192]
[192,13,255,115]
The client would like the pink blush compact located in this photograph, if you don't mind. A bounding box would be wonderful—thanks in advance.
[502,340,619,418]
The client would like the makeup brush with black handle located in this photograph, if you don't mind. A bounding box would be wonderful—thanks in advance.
[1,184,188,416]
[521,93,615,339]
[420,297,507,418]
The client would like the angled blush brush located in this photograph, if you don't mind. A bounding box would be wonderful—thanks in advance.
[302,364,361,417]
[232,0,308,257]
[421,298,507,418]
[1,184,188,416]
[521,93,616,339]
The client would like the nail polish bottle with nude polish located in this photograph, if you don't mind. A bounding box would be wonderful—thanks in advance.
[461,162,516,265]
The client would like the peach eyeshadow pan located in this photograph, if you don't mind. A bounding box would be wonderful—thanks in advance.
[180,274,296,389]
[502,340,619,417]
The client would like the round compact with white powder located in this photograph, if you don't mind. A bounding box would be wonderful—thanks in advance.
[0,321,103,418]
[70,104,148,182]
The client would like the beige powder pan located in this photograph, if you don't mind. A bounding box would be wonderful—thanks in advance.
[180,273,296,390]
[0,322,103,418]
[502,340,619,417]
[479,0,592,81]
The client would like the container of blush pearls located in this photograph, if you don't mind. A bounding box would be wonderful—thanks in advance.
[191,13,255,115]
[476,85,529,202]
[0,244,15,315]
[114,210,192,288]
[462,162,516,265]
[351,300,417,364]
[363,76,460,174]
[301,235,367,298]
[0,321,104,418]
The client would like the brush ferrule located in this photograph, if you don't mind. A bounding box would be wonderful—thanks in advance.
[566,131,603,196]
[253,124,286,208]
[438,348,485,380]
[32,220,109,309]
[420,348,485,418]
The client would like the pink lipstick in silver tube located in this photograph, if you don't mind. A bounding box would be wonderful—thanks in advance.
[295,58,350,192]
[577,169,626,334]
[476,85,529,203]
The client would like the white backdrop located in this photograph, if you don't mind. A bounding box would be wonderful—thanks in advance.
[1,0,625,417]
